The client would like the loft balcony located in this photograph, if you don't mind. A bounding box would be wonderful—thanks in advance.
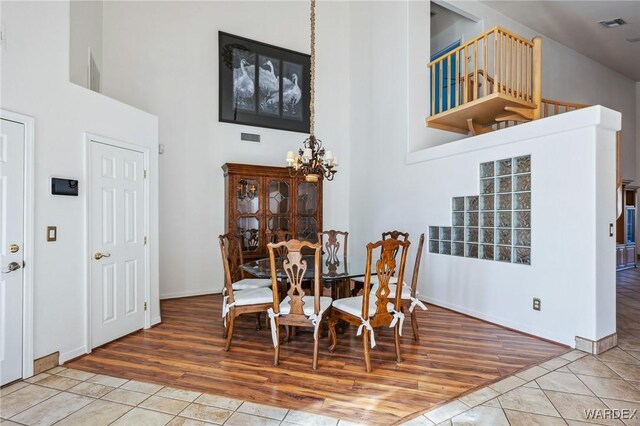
[425,26,587,135]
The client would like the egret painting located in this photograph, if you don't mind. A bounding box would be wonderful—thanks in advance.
[219,32,310,133]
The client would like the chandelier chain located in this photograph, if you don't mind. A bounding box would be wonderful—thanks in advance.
[309,0,316,136]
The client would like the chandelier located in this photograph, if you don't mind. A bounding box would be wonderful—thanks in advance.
[285,0,338,183]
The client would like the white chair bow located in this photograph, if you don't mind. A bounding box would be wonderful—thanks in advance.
[357,318,376,348]
[222,295,236,327]
[267,308,280,348]
[409,292,428,313]
[307,310,326,340]
[389,308,405,336]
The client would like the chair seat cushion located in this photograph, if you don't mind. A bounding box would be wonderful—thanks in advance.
[279,296,332,316]
[332,296,394,318]
[232,278,271,291]
[233,287,273,306]
[383,284,412,300]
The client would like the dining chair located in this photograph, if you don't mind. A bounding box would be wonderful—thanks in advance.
[266,239,334,370]
[351,230,409,296]
[219,233,273,351]
[318,230,349,298]
[267,229,293,258]
[329,237,410,372]
[387,233,427,342]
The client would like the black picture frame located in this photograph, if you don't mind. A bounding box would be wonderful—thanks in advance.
[219,31,311,133]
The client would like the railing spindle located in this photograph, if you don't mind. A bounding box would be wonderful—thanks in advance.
[493,29,498,94]
[439,60,443,113]
[431,64,435,115]
[448,55,453,111]
[506,36,511,95]
[473,41,478,101]
[483,35,488,98]
[455,51,460,107]
[463,46,468,104]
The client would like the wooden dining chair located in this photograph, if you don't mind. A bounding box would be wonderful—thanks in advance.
[219,233,273,351]
[387,233,427,342]
[351,230,409,296]
[329,237,410,372]
[266,239,334,370]
[318,230,349,262]
[267,229,293,258]
[318,230,349,298]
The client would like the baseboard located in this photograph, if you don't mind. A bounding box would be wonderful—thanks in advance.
[151,316,162,326]
[576,333,617,354]
[33,352,59,375]
[423,296,571,346]
[60,346,88,364]
[159,289,220,300]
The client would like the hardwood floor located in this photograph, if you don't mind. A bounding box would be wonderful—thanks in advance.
[68,295,566,425]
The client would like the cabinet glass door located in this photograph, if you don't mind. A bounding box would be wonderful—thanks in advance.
[268,180,290,234]
[236,178,260,252]
[297,182,318,243]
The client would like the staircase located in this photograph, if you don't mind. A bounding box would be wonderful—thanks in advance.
[426,26,587,136]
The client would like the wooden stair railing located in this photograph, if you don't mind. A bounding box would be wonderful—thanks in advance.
[426,26,591,136]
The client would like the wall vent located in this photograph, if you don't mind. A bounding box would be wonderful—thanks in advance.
[241,133,261,143]
[598,18,627,28]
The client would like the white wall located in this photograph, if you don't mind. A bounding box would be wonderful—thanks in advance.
[99,1,351,299]
[69,0,103,89]
[349,1,618,346]
[409,1,637,185]
[0,1,159,362]
[430,4,482,55]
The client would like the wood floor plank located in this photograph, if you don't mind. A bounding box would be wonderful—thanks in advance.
[68,294,566,425]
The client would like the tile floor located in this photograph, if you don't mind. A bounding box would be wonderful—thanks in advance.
[0,367,343,425]
[3,268,640,425]
[402,267,640,425]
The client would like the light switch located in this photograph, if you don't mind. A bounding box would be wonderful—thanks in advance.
[47,226,57,242]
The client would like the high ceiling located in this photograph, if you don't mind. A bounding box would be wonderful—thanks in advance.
[482,1,640,81]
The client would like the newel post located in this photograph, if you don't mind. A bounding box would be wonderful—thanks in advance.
[532,36,543,120]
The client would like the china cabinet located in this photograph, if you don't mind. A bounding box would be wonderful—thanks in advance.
[222,163,323,259]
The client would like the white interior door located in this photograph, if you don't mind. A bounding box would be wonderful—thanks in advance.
[90,141,145,348]
[0,119,25,385]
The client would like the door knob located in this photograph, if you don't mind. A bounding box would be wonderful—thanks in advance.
[94,252,112,260]
[1,262,21,274]
[9,244,19,253]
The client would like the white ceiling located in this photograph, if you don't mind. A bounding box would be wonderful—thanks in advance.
[481,1,640,81]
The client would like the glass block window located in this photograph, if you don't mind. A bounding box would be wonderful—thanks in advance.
[428,155,532,265]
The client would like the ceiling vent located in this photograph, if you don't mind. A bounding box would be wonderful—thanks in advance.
[598,18,627,28]
[627,36,640,43]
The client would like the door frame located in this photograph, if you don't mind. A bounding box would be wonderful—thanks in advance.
[0,109,35,379]
[84,133,151,353]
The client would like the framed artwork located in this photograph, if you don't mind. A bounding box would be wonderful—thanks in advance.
[219,32,311,133]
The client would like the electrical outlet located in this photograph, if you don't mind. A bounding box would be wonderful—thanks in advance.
[533,297,541,311]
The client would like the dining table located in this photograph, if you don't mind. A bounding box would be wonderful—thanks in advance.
[239,254,374,300]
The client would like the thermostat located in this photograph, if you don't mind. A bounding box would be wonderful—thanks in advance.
[51,178,79,196]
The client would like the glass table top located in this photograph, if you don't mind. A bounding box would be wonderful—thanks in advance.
[240,255,373,283]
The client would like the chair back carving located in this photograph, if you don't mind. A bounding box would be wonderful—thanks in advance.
[318,230,348,267]
[218,233,245,302]
[381,231,409,276]
[409,234,425,295]
[238,228,259,252]
[361,238,410,320]
[267,230,293,258]
[268,239,321,319]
